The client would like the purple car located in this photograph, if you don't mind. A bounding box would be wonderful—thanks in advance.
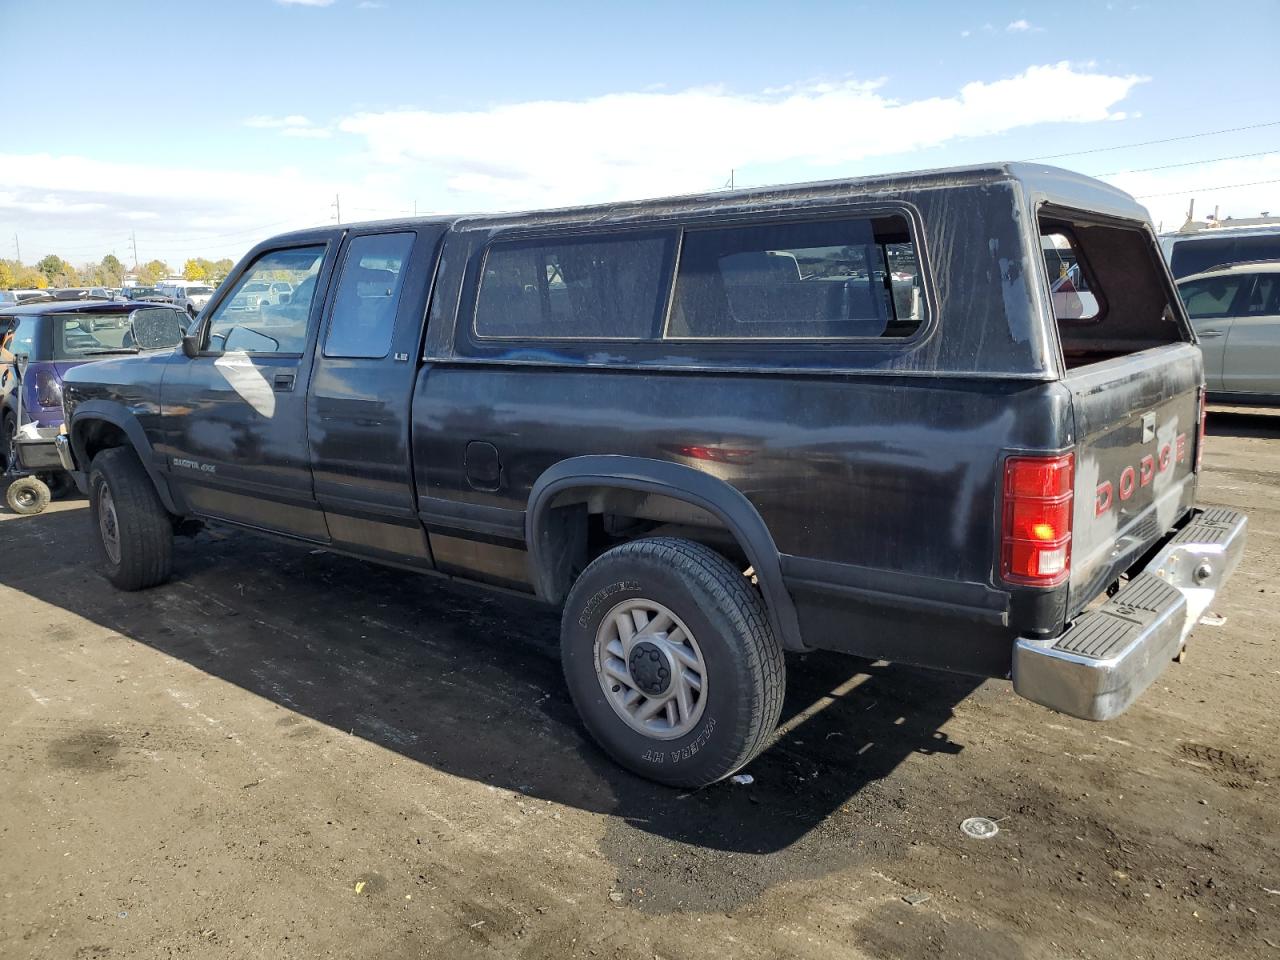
[1,300,185,479]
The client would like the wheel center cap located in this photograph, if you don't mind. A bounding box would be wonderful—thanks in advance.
[627,641,672,697]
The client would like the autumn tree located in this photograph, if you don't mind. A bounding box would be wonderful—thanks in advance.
[136,260,171,285]
[183,258,210,281]
[37,254,78,286]
[210,258,234,284]
[100,254,124,286]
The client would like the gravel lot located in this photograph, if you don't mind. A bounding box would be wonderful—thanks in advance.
[1,410,1277,960]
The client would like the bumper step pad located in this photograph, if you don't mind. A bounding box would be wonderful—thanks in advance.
[1054,575,1184,661]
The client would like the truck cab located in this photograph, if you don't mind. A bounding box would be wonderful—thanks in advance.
[58,163,1246,788]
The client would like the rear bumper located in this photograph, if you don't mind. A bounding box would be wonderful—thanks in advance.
[1012,507,1247,720]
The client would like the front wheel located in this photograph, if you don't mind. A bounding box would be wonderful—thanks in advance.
[561,537,785,788]
[88,448,174,590]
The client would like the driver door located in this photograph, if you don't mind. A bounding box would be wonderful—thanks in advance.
[156,243,334,540]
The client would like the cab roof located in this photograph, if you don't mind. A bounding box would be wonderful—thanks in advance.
[257,162,1150,248]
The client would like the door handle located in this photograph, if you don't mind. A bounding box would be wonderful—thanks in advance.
[1199,329,1224,338]
[273,372,296,391]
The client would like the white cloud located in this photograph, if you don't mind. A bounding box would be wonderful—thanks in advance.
[1006,19,1045,32]
[18,64,1272,265]
[960,29,971,37]
[338,62,1145,207]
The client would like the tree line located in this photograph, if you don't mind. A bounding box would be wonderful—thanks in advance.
[0,254,236,290]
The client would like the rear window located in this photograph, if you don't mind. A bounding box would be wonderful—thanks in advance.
[474,232,674,339]
[1039,212,1187,368]
[667,215,922,339]
[1168,232,1280,279]
[52,315,133,358]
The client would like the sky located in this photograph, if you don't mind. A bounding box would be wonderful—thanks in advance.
[1,0,1277,270]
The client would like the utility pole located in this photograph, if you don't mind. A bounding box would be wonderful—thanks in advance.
[12,233,19,263]
[130,231,139,269]
[332,193,342,224]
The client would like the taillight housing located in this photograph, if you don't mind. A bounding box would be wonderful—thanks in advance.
[33,369,63,408]
[1195,385,1207,472]
[1001,452,1074,587]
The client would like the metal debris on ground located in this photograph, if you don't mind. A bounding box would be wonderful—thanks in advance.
[903,892,931,906]
[1199,612,1227,626]
[730,774,754,785]
[960,817,1000,839]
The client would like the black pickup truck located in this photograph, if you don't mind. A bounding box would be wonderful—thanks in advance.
[57,163,1247,787]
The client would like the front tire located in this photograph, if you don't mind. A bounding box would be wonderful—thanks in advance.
[88,448,173,590]
[561,537,785,788]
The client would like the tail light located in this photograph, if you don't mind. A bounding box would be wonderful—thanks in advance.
[33,369,63,408]
[1001,452,1074,587]
[1195,385,1207,472]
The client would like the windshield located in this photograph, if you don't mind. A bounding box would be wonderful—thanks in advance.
[186,286,214,296]
[243,282,270,293]
[126,287,158,299]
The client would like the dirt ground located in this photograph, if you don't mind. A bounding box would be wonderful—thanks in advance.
[1,410,1277,960]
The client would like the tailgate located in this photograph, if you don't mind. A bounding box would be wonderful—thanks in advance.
[1067,343,1201,616]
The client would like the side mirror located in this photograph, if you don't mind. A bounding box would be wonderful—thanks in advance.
[277,292,292,305]
[181,334,200,358]
[127,307,188,351]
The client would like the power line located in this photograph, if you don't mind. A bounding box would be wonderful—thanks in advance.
[1094,149,1279,177]
[1024,120,1280,162]
[1134,177,1280,199]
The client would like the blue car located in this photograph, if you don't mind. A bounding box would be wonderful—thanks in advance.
[1,299,186,512]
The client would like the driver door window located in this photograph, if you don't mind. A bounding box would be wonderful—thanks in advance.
[204,246,325,354]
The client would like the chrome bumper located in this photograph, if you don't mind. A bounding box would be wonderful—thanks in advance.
[54,433,76,472]
[1013,507,1247,721]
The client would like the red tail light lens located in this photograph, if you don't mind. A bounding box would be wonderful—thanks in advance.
[34,369,63,408]
[1002,453,1074,587]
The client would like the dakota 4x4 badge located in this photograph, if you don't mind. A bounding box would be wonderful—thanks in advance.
[1095,433,1187,516]
[172,457,216,474]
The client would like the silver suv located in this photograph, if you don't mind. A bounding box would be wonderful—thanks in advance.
[1177,261,1280,405]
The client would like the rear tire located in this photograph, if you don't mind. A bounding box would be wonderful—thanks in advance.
[46,472,77,500]
[5,476,51,515]
[88,447,173,590]
[561,537,785,788]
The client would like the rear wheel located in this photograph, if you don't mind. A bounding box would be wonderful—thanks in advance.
[88,447,173,590]
[561,537,785,788]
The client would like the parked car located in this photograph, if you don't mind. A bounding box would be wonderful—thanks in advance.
[227,279,292,313]
[1177,262,1280,405]
[1,301,188,484]
[0,290,52,306]
[1161,223,1280,279]
[172,284,215,317]
[58,163,1246,787]
[121,286,171,303]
